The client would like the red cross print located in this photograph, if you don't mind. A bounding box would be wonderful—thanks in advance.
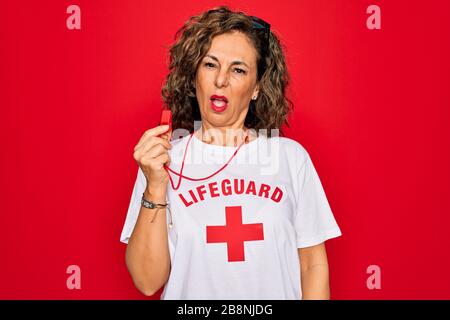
[206,206,264,262]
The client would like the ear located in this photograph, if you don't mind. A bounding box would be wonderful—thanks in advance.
[252,83,260,99]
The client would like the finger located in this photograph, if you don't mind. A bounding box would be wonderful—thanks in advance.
[143,143,168,159]
[135,133,172,153]
[160,128,172,141]
[134,142,166,162]
[141,152,170,171]
[134,138,172,160]
[154,153,170,170]
[156,152,170,165]
[159,131,171,142]
[135,125,170,149]
[149,143,168,158]
[139,142,171,160]
[136,136,172,155]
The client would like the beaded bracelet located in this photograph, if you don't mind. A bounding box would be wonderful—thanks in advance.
[141,193,174,228]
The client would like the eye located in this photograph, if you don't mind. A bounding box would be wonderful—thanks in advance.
[204,62,216,68]
[234,68,247,75]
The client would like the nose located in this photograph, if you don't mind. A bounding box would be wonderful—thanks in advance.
[214,68,229,88]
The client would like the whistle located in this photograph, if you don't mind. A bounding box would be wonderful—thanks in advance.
[159,109,172,137]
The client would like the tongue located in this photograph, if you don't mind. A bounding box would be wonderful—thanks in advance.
[212,99,226,107]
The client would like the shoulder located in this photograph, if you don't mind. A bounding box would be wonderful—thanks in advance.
[262,135,311,174]
[270,136,310,161]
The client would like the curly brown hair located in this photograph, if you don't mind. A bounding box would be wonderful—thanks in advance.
[161,6,293,137]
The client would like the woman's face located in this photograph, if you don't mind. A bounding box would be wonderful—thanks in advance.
[194,31,259,132]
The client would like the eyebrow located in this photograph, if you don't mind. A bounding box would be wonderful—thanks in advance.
[205,54,250,68]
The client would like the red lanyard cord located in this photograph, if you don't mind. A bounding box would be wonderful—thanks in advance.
[163,132,249,191]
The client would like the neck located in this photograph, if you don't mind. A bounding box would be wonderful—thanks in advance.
[195,122,253,147]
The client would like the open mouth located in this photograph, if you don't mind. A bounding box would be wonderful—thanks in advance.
[210,95,228,112]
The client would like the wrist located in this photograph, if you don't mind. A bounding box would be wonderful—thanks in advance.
[144,187,167,202]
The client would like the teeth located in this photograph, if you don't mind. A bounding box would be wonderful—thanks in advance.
[212,99,226,107]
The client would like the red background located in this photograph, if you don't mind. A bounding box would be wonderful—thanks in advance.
[1,0,449,299]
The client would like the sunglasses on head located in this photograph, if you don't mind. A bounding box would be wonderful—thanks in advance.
[248,15,271,42]
[207,9,271,49]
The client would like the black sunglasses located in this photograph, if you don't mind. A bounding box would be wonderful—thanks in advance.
[207,9,271,51]
[248,15,271,45]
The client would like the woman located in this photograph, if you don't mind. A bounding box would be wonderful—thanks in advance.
[120,6,342,300]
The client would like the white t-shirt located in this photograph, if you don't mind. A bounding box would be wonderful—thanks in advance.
[120,132,342,299]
